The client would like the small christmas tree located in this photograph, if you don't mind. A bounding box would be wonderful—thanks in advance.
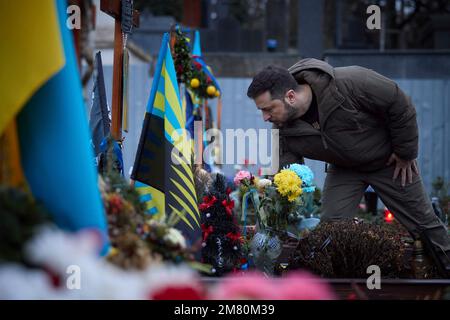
[200,174,244,276]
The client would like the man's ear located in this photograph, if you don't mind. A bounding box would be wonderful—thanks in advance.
[284,89,296,104]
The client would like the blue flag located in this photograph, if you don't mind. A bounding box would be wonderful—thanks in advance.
[89,52,110,158]
[17,0,108,253]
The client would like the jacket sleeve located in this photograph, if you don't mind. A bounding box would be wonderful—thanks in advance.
[355,68,419,161]
[278,135,305,171]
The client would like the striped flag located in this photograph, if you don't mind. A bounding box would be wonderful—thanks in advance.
[132,33,200,244]
[184,89,197,143]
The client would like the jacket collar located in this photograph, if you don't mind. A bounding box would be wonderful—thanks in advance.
[288,58,335,78]
[288,58,345,128]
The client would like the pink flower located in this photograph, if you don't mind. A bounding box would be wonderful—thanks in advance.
[209,272,278,300]
[209,271,336,300]
[277,271,336,300]
[233,170,251,186]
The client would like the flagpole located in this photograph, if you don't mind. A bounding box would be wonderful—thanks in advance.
[100,0,140,141]
[216,96,222,167]
[110,13,124,141]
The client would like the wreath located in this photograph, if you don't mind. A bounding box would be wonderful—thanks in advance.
[171,28,220,100]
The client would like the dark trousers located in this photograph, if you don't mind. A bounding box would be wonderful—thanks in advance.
[321,164,450,277]
[364,192,378,216]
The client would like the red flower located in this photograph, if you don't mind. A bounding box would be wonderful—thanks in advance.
[44,267,61,288]
[108,194,124,214]
[150,286,204,300]
[226,232,242,242]
[222,199,235,217]
[193,61,202,70]
[226,187,232,195]
[199,196,217,211]
[201,223,214,241]
[347,292,357,300]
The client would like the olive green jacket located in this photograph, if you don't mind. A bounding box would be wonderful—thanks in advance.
[278,58,418,172]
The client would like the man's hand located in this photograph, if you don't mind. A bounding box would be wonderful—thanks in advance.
[387,153,419,187]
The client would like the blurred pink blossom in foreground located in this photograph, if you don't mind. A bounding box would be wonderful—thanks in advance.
[210,271,336,300]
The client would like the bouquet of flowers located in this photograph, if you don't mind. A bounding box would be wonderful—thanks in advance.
[247,166,302,274]
[259,167,304,232]
[284,164,320,234]
[249,163,321,274]
[232,170,261,234]
[234,170,256,197]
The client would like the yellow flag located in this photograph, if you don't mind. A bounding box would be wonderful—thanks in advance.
[0,0,65,134]
[0,119,26,187]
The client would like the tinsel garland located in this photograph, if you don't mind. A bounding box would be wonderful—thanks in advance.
[215,237,223,269]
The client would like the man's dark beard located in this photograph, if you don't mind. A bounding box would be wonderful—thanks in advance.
[283,101,298,125]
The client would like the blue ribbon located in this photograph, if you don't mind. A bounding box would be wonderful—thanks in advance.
[241,188,262,237]
[100,137,124,176]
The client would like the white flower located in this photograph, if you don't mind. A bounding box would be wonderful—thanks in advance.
[163,228,187,248]
[257,178,272,189]
[25,225,102,272]
[1,226,201,299]
[0,264,65,299]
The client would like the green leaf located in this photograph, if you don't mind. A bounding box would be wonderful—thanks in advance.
[187,261,213,274]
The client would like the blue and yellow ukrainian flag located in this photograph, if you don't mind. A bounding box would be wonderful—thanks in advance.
[132,33,200,244]
[0,0,108,253]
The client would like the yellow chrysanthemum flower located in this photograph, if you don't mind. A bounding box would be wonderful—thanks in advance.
[274,169,303,202]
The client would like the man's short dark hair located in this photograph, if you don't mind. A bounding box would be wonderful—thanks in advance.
[247,65,298,99]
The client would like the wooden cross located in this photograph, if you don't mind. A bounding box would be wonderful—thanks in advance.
[100,0,139,141]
